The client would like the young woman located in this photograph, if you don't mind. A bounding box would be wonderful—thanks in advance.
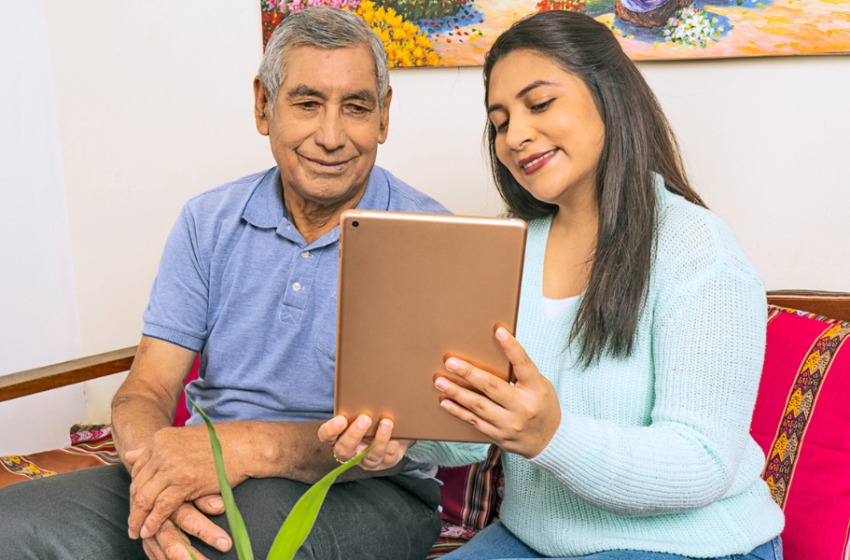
[320,11,784,560]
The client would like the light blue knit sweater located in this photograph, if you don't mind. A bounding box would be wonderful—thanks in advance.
[406,178,784,558]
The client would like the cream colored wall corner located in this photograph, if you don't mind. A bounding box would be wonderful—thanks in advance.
[37,1,849,426]
[0,0,85,455]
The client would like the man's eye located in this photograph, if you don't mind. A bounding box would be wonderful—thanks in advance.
[347,104,369,114]
[531,99,554,112]
[298,101,319,110]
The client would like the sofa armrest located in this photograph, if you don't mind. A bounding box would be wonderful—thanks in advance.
[766,290,850,322]
[0,346,137,403]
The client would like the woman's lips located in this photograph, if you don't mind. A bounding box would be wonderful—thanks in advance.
[519,149,558,175]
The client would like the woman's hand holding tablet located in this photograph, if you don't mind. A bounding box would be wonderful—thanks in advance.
[319,326,562,467]
[435,327,561,460]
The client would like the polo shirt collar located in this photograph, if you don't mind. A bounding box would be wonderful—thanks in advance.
[242,167,285,229]
[241,165,391,246]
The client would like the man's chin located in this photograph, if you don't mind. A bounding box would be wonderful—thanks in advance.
[289,176,369,208]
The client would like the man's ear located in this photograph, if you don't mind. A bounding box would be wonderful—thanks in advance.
[378,85,393,144]
[253,76,270,136]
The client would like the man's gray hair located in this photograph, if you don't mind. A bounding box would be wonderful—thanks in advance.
[259,7,389,115]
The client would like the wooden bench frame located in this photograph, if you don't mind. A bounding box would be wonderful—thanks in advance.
[2,291,848,403]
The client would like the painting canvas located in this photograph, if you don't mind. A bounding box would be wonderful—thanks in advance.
[261,0,850,64]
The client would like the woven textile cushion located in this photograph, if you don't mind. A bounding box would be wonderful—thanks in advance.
[428,446,503,559]
[751,305,850,560]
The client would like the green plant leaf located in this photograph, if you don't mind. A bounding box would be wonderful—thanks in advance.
[177,527,201,560]
[266,443,377,560]
[187,395,254,560]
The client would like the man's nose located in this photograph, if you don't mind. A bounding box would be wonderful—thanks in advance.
[314,109,346,151]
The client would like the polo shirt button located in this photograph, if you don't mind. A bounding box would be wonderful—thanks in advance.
[292,282,302,291]
[301,251,310,258]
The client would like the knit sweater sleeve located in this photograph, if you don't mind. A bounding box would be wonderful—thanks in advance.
[528,260,767,517]
[405,440,490,467]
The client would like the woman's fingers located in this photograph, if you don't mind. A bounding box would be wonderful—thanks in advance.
[444,357,512,406]
[438,398,499,439]
[494,327,538,383]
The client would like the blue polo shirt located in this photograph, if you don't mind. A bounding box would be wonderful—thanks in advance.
[142,166,450,427]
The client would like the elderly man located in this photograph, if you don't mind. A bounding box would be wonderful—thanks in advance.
[0,7,446,560]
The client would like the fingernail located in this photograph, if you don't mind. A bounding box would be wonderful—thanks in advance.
[435,377,448,390]
[355,444,367,454]
[440,400,452,411]
[140,526,150,539]
[210,497,224,508]
[357,415,370,429]
[128,528,136,540]
[217,538,231,551]
[496,327,509,340]
[379,419,391,434]
[446,358,460,372]
[334,416,345,429]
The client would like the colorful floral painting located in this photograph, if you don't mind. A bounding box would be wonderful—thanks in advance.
[261,0,850,64]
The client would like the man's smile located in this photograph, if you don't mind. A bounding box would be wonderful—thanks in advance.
[300,153,356,173]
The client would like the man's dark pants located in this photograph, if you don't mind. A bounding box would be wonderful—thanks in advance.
[0,464,441,559]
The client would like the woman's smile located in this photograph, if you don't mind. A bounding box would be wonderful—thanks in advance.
[519,148,559,175]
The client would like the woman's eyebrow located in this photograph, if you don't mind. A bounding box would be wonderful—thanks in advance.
[487,80,559,114]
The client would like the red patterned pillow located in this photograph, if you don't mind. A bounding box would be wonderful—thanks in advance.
[172,355,200,428]
[428,446,503,558]
[751,306,850,560]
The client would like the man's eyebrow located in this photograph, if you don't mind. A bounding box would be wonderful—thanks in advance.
[343,90,377,105]
[487,80,559,114]
[287,85,328,100]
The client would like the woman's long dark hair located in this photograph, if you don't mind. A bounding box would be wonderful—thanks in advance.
[484,11,706,366]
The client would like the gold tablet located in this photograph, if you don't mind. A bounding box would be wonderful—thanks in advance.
[334,210,527,443]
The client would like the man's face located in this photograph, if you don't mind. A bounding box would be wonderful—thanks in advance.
[254,44,391,208]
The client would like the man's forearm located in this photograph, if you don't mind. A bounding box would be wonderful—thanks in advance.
[112,392,174,470]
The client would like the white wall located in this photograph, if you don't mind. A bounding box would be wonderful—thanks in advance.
[0,2,846,447]
[641,57,850,291]
[0,0,85,455]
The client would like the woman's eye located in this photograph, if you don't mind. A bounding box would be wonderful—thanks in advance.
[494,121,508,133]
[531,99,554,112]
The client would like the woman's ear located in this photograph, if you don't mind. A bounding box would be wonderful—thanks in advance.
[253,76,270,136]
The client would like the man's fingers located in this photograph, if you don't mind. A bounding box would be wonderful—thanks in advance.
[143,537,167,560]
[157,518,213,560]
[128,476,167,539]
[334,414,373,461]
[318,416,348,446]
[360,419,393,466]
[125,447,144,469]
[193,494,225,516]
[130,446,153,480]
[172,503,231,552]
[135,486,185,540]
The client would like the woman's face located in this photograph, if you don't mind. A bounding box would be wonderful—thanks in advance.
[487,50,605,208]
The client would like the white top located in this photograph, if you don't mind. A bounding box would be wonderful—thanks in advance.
[542,294,580,319]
